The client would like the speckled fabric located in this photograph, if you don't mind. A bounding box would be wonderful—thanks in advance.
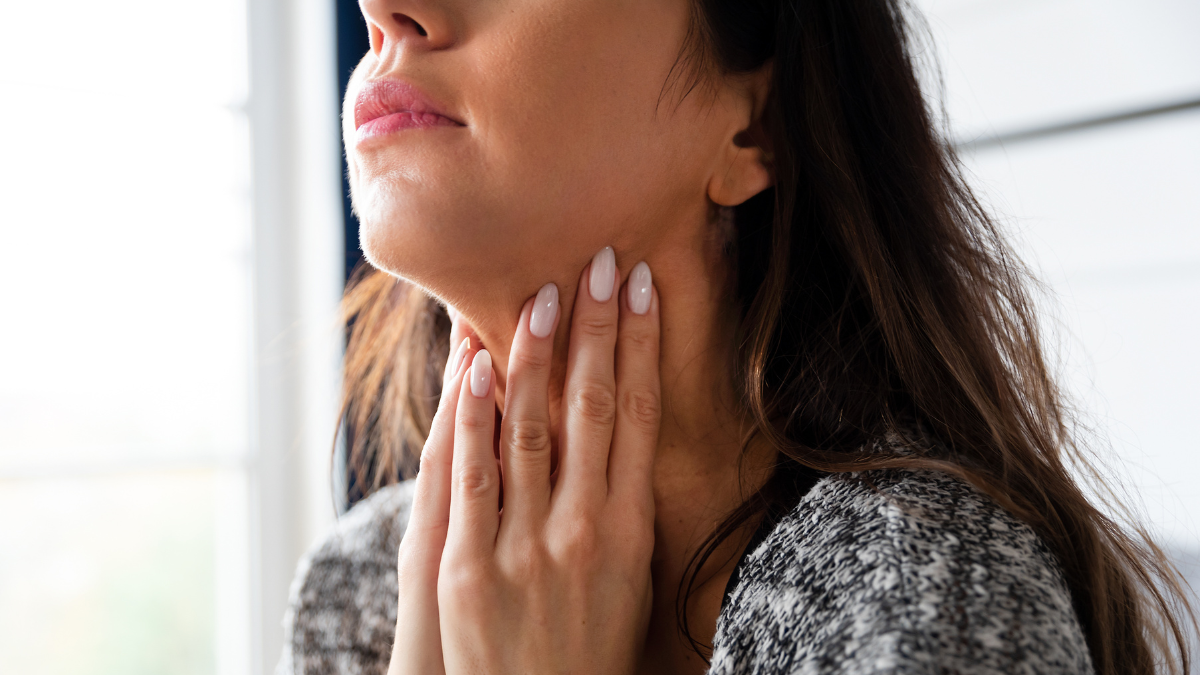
[277,481,414,675]
[278,458,1093,674]
[710,468,1094,675]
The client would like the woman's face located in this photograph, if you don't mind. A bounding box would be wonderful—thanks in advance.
[345,0,764,305]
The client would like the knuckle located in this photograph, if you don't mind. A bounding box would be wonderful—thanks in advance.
[418,439,449,470]
[504,419,551,455]
[511,346,550,373]
[439,561,492,602]
[568,383,617,426]
[621,324,657,351]
[456,410,492,433]
[499,543,548,583]
[619,388,661,429]
[455,464,495,497]
[575,315,616,339]
[553,518,600,561]
[417,448,439,473]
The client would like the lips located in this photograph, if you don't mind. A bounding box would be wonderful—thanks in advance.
[354,79,463,141]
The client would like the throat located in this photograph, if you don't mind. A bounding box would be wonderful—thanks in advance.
[635,451,770,675]
[636,527,749,675]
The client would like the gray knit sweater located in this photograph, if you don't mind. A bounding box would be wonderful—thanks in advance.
[277,466,1094,674]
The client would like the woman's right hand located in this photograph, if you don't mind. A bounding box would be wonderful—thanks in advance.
[388,252,660,675]
[386,315,476,675]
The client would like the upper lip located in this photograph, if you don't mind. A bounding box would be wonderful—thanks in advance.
[354,79,463,130]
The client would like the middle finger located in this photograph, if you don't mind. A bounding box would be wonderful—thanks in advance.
[556,246,620,509]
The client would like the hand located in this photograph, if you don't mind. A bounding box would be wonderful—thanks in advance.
[415,248,660,675]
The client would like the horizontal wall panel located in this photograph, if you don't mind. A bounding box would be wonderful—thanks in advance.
[914,0,1200,139]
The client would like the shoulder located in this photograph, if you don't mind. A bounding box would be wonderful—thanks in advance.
[277,481,415,675]
[711,467,1095,675]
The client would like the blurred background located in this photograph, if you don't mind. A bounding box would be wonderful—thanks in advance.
[0,0,1196,673]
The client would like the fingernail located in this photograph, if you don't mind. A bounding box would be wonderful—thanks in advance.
[469,350,492,398]
[450,337,470,376]
[529,283,558,338]
[628,262,652,315]
[589,247,615,303]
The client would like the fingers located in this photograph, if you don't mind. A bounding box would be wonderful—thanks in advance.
[390,326,468,675]
[443,307,478,389]
[448,349,501,554]
[409,304,475,556]
[557,247,620,508]
[411,324,472,541]
[499,283,559,529]
[608,262,660,504]
[401,335,470,577]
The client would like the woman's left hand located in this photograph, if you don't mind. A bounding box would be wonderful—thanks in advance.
[436,252,661,675]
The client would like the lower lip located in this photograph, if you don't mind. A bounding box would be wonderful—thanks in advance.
[356,111,460,143]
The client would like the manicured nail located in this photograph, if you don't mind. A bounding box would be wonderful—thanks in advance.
[469,350,492,398]
[589,247,615,303]
[628,262,652,315]
[529,283,558,338]
[449,337,470,377]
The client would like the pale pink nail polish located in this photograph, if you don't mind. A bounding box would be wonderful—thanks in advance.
[469,350,492,398]
[589,247,616,303]
[529,283,559,338]
[628,262,652,315]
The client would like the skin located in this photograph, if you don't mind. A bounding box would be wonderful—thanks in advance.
[346,0,775,673]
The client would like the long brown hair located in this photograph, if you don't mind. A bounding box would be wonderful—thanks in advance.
[338,0,1195,672]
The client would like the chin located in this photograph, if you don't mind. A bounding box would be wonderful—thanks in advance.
[357,209,439,289]
[352,190,512,313]
[352,173,457,276]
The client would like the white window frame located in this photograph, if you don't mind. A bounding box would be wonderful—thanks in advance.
[245,0,344,671]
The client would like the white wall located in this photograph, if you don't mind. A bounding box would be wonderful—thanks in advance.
[914,0,1200,581]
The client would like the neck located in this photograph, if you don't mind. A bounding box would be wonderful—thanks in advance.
[447,203,748,452]
[445,210,774,674]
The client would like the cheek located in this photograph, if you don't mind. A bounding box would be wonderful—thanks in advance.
[464,1,709,232]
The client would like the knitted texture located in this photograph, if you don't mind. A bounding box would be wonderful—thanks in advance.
[710,469,1094,674]
[278,468,1093,674]
[277,481,414,675]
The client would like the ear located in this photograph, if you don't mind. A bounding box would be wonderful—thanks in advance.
[706,63,774,207]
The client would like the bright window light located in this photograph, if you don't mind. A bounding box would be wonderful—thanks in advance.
[0,1,254,673]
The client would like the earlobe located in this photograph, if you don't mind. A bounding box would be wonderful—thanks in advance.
[707,143,774,207]
[708,61,774,207]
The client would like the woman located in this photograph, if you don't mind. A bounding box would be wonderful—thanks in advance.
[279,0,1195,673]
